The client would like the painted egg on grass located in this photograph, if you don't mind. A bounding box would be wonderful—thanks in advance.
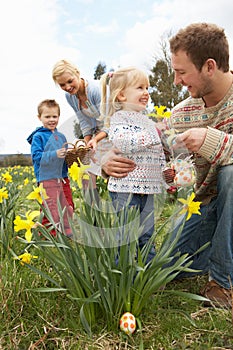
[119,312,136,334]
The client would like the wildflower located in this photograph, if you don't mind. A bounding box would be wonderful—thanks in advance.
[154,105,171,118]
[0,187,8,203]
[14,251,38,266]
[27,184,49,204]
[178,192,201,221]
[68,159,90,189]
[14,210,40,242]
[148,105,171,119]
[2,171,12,183]
[24,178,29,185]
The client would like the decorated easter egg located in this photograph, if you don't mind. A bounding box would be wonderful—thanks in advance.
[172,158,188,172]
[75,139,86,148]
[174,169,195,187]
[119,312,136,334]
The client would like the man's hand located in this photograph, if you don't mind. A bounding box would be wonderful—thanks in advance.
[101,148,135,178]
[175,128,207,153]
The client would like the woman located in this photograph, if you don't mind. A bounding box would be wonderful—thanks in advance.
[52,59,109,188]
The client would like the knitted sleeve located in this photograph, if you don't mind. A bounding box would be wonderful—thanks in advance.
[199,127,233,166]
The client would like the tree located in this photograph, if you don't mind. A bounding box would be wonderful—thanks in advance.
[94,62,106,80]
[149,34,189,109]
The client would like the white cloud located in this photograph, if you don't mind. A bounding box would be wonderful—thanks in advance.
[0,0,80,153]
[85,19,119,34]
[115,0,233,71]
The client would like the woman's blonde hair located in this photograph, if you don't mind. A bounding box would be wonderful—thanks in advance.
[52,59,80,83]
[100,67,149,126]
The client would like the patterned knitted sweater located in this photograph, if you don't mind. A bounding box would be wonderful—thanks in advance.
[168,83,233,204]
[108,110,166,194]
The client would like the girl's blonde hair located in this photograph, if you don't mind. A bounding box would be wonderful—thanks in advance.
[100,67,149,126]
[52,59,80,83]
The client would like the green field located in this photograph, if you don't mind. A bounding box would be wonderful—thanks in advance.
[0,166,232,350]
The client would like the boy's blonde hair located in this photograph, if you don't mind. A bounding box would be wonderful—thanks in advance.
[100,67,149,126]
[52,59,80,83]
[37,99,60,117]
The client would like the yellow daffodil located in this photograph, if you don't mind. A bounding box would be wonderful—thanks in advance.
[68,159,90,189]
[0,187,8,203]
[27,184,49,204]
[2,171,12,183]
[14,251,38,266]
[178,192,202,221]
[24,178,29,185]
[14,210,40,242]
[148,105,171,119]
[154,105,171,118]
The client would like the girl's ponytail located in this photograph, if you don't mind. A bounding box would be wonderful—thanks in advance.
[100,72,113,127]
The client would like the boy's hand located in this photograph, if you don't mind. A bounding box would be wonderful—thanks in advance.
[57,147,67,158]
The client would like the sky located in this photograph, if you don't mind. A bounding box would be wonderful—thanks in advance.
[1,0,233,154]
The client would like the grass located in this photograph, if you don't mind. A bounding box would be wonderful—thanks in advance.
[1,225,233,348]
[1,259,233,349]
[0,168,233,349]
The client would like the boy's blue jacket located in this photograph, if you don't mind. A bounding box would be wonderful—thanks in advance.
[27,127,68,182]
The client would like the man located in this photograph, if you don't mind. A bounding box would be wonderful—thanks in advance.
[102,23,233,308]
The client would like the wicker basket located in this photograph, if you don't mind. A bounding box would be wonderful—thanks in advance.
[64,139,91,168]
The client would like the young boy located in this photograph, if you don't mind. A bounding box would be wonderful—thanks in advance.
[27,99,74,237]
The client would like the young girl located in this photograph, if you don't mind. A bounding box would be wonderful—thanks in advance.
[99,67,166,262]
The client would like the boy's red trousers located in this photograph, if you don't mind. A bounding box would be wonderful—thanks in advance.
[40,178,74,236]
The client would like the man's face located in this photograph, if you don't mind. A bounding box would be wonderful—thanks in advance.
[171,50,212,99]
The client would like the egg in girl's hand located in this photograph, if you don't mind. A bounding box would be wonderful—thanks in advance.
[119,312,136,334]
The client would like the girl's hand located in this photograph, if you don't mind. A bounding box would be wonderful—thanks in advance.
[155,121,167,132]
